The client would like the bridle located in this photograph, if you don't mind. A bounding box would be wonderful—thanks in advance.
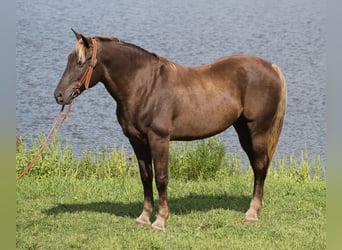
[72,38,98,98]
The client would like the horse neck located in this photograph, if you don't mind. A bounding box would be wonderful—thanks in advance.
[98,41,156,102]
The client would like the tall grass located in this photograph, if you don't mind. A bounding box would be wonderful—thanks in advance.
[16,134,138,179]
[16,134,325,181]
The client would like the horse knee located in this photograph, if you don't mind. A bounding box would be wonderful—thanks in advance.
[155,175,168,191]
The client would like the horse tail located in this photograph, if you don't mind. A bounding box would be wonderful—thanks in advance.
[268,64,287,161]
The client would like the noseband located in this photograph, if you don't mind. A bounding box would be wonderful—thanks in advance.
[72,39,98,97]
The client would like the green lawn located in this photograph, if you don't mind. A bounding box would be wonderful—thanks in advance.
[16,174,326,249]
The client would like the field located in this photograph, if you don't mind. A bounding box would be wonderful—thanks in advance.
[16,136,326,249]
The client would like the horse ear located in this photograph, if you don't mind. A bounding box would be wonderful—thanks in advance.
[80,34,90,48]
[71,28,91,48]
[71,28,82,40]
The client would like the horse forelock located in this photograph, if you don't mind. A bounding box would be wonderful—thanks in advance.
[72,40,86,64]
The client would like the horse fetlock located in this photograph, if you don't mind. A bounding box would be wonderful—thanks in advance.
[250,197,263,211]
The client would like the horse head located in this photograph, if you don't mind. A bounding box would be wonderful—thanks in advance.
[54,29,99,105]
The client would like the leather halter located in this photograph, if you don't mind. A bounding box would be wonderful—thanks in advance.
[73,38,98,96]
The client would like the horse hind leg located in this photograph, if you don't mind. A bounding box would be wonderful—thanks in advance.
[233,117,271,221]
[245,132,270,221]
[233,67,286,221]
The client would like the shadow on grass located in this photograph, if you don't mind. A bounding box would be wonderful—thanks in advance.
[43,194,250,218]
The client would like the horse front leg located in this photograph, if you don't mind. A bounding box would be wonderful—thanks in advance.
[129,139,154,226]
[148,132,170,231]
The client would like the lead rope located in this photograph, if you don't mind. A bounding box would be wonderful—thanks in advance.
[16,103,73,181]
[17,39,97,181]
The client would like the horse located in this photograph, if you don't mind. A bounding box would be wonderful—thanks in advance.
[54,29,287,231]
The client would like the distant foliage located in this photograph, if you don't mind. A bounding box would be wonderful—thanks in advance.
[16,134,325,181]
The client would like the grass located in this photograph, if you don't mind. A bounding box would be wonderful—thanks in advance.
[16,135,326,249]
[16,175,325,249]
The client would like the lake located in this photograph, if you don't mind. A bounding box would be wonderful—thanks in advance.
[16,0,326,162]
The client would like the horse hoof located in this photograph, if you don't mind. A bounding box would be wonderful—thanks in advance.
[244,210,259,222]
[151,219,166,231]
[136,216,151,226]
[244,216,259,222]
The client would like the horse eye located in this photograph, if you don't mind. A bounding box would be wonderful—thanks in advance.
[77,61,85,66]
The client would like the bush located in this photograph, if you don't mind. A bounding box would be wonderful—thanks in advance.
[169,137,227,180]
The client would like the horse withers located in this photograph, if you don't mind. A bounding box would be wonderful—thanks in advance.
[54,30,287,231]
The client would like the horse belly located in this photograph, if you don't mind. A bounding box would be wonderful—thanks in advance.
[170,97,241,140]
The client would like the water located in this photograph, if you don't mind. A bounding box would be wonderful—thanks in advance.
[16,0,326,162]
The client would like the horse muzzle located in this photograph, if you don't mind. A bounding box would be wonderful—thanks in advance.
[54,86,82,105]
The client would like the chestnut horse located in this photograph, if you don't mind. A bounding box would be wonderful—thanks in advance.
[54,30,287,231]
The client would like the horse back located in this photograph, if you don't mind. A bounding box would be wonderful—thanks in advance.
[153,55,283,140]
